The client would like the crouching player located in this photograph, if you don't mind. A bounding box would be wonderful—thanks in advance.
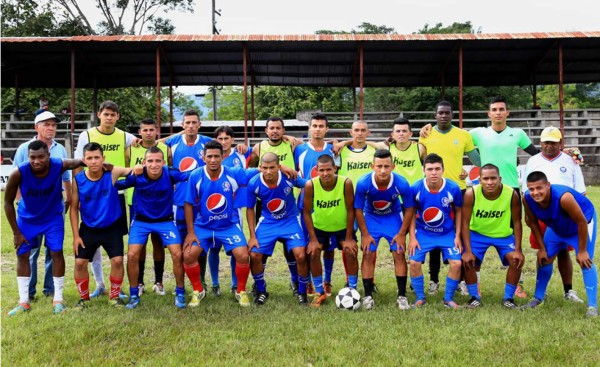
[247,153,309,305]
[461,164,524,309]
[115,146,191,309]
[522,171,597,317]
[303,154,358,308]
[355,149,414,310]
[408,153,463,308]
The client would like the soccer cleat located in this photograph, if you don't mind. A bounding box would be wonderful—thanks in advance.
[298,293,309,305]
[520,298,543,310]
[443,300,461,309]
[126,296,140,309]
[289,281,299,297]
[109,298,126,307]
[585,307,598,318]
[306,282,316,296]
[457,281,469,296]
[324,282,333,297]
[8,303,30,317]
[53,302,67,315]
[564,290,584,303]
[465,296,483,309]
[514,284,527,299]
[138,284,145,296]
[502,298,519,309]
[362,296,375,310]
[412,299,427,308]
[238,291,251,307]
[231,286,237,295]
[309,293,327,308]
[212,285,222,297]
[153,282,166,296]
[189,290,206,307]
[175,294,186,308]
[254,291,269,305]
[396,296,410,310]
[119,291,128,300]
[428,281,439,295]
[90,287,108,298]
[73,299,90,311]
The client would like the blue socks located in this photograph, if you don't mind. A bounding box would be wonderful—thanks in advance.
[534,263,553,301]
[347,274,358,290]
[444,277,459,302]
[287,260,298,283]
[208,248,220,287]
[130,286,139,298]
[411,275,426,301]
[467,283,480,299]
[175,286,185,296]
[582,264,598,308]
[298,275,309,295]
[323,258,334,283]
[313,275,324,294]
[504,283,517,301]
[230,256,238,289]
[252,272,267,293]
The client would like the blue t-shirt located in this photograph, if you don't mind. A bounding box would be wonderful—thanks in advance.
[294,142,335,179]
[166,134,212,206]
[75,170,121,228]
[525,184,595,237]
[247,171,306,222]
[17,157,64,223]
[411,178,463,236]
[223,147,252,208]
[185,166,259,229]
[354,172,414,219]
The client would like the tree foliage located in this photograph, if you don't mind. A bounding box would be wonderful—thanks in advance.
[1,0,86,36]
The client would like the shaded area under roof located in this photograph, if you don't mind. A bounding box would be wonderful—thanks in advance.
[2,32,600,89]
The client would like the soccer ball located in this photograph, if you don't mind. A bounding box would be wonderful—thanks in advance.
[335,287,361,311]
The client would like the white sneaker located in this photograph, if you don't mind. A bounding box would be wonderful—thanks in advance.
[362,296,375,310]
[564,290,584,303]
[396,296,410,310]
[428,281,439,295]
[457,281,469,296]
[152,282,166,296]
[138,284,145,296]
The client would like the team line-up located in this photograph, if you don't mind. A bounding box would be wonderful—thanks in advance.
[4,97,597,317]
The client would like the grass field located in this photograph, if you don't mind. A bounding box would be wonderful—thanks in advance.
[2,188,600,366]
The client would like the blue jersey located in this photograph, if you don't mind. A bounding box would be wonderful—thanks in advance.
[166,134,212,206]
[412,178,463,236]
[354,172,414,218]
[525,184,595,237]
[116,167,191,222]
[75,170,121,228]
[185,165,258,229]
[223,148,252,208]
[17,157,64,223]
[247,171,306,222]
[294,142,335,179]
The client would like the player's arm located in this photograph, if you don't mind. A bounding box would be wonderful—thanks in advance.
[183,202,199,252]
[248,142,261,167]
[560,193,593,269]
[510,190,524,269]
[69,178,85,256]
[342,178,358,257]
[73,131,87,176]
[392,206,414,254]
[465,149,481,167]
[246,205,259,251]
[523,143,539,156]
[3,168,27,250]
[156,130,184,144]
[355,207,374,254]
[460,188,476,269]
[61,158,85,172]
[522,197,547,266]
[453,205,463,252]
[63,180,72,214]
[166,146,173,166]
[125,146,131,167]
[302,181,320,256]
[417,143,427,162]
[110,166,135,183]
[407,207,420,257]
[419,124,433,138]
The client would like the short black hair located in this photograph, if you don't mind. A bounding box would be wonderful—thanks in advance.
[266,117,285,129]
[183,109,200,119]
[311,113,328,126]
[204,140,223,155]
[527,171,548,183]
[392,117,411,130]
[83,142,103,155]
[435,101,453,113]
[373,149,392,161]
[214,125,235,138]
[481,163,500,175]
[140,118,157,127]
[489,96,508,109]
[28,139,48,153]
[145,145,164,159]
[316,154,335,166]
[99,100,119,114]
[423,153,444,168]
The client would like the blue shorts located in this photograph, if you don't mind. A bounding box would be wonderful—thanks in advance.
[469,231,516,267]
[544,213,596,260]
[192,224,247,255]
[129,220,181,246]
[364,213,403,252]
[409,230,461,263]
[16,215,64,256]
[252,216,306,256]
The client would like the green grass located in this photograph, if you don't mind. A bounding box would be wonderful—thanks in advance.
[2,188,600,366]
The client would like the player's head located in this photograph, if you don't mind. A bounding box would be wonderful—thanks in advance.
[214,126,235,152]
[82,142,105,172]
[526,171,551,203]
[316,154,336,183]
[203,140,223,171]
[182,109,201,137]
[391,117,412,143]
[309,113,329,140]
[144,146,165,176]
[97,100,120,129]
[138,118,158,144]
[423,153,444,184]
[434,101,453,131]
[260,152,280,181]
[27,139,50,173]
[350,120,370,144]
[488,96,509,125]
[265,117,285,143]
[540,126,562,159]
[372,149,394,181]
[480,163,502,195]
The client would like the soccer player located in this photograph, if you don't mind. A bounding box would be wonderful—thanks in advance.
[12,111,71,300]
[4,140,85,316]
[388,118,427,185]
[125,118,172,296]
[522,126,587,303]
[355,149,415,310]
[116,147,190,309]
[247,153,309,305]
[408,153,463,309]
[70,143,134,310]
[521,171,598,317]
[303,155,358,308]
[336,120,376,185]
[461,164,524,309]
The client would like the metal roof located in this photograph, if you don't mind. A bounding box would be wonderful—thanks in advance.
[2,32,599,89]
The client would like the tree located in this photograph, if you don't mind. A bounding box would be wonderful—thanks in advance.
[416,21,481,35]
[1,0,85,36]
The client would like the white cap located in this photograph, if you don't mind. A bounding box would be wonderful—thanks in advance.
[540,126,562,142]
[34,111,60,124]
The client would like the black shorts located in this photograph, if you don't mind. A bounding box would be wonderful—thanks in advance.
[76,221,124,260]
[314,228,357,251]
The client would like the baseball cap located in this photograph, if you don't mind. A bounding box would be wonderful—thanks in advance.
[34,111,61,124]
[540,126,561,142]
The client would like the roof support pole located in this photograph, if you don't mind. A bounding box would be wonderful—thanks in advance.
[169,84,174,136]
[155,46,161,133]
[359,45,364,120]
[458,43,463,128]
[243,44,249,146]
[70,46,76,138]
[558,41,565,149]
[251,82,255,138]
[92,76,98,126]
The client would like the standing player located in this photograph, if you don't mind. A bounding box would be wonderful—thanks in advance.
[125,118,172,296]
[522,172,597,317]
[355,149,415,310]
[4,140,85,316]
[408,153,463,309]
[247,153,309,305]
[116,147,190,309]
[303,155,358,308]
[70,143,133,310]
[461,164,524,309]
[336,120,376,185]
[388,118,427,185]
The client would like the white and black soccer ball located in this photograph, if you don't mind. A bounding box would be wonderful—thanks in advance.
[335,287,361,311]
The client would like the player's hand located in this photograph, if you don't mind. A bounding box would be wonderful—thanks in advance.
[13,234,27,251]
[419,124,432,138]
[102,163,114,172]
[537,249,549,267]
[361,234,375,254]
[408,238,420,257]
[512,250,525,270]
[307,239,321,256]
[341,238,358,258]
[332,141,346,155]
[576,250,593,270]
[131,137,142,148]
[280,165,298,180]
[183,234,200,253]
[562,147,584,165]
[462,251,476,270]
[458,168,468,181]
[73,236,85,256]
[247,237,259,251]
[132,164,144,175]
[235,144,248,154]
[391,233,406,254]
[454,236,463,254]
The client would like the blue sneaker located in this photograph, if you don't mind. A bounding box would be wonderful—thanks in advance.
[126,296,140,309]
[90,287,107,298]
[119,290,128,300]
[53,302,68,315]
[175,294,186,308]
